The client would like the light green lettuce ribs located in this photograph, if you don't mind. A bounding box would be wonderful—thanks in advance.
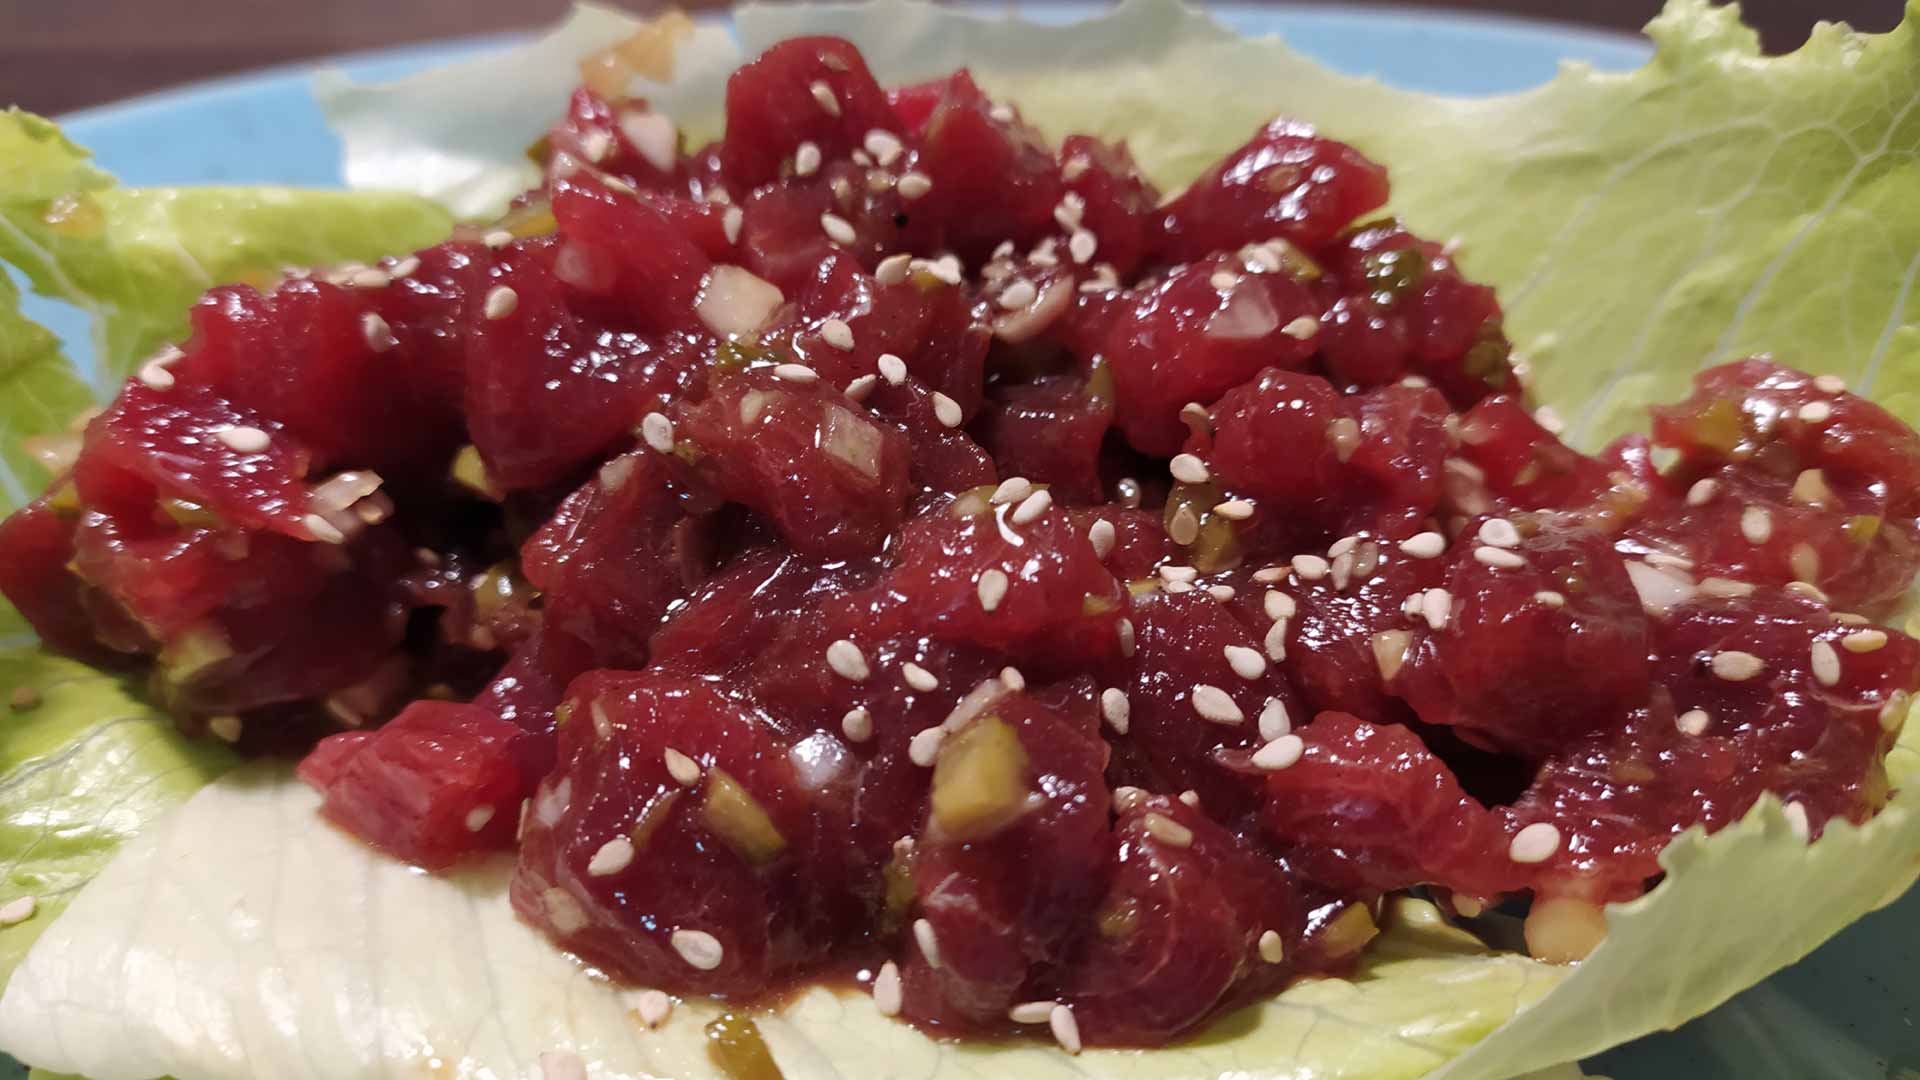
[0,2,1917,1078]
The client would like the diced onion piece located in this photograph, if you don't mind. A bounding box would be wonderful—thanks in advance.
[697,265,784,338]
[822,404,885,480]
[1204,279,1279,341]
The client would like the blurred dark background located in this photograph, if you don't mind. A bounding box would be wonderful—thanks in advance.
[0,0,1907,116]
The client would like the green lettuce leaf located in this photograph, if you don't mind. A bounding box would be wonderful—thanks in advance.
[2,1,1918,1078]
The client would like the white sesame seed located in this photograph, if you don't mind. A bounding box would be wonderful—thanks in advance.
[1509,823,1562,864]
[1797,400,1833,424]
[844,374,878,402]
[1686,478,1720,506]
[465,805,495,832]
[1676,708,1711,736]
[932,392,964,429]
[303,513,347,545]
[1371,630,1412,681]
[1118,618,1136,657]
[1164,581,1196,595]
[1224,644,1267,680]
[977,568,1009,612]
[990,477,1033,506]
[1000,666,1025,690]
[989,103,1016,123]
[773,362,819,384]
[1421,587,1453,631]
[1473,546,1526,569]
[1112,786,1147,813]
[1534,590,1567,608]
[1049,1003,1082,1055]
[1009,1001,1054,1025]
[1258,929,1285,964]
[138,359,179,390]
[1330,550,1356,591]
[1142,812,1194,848]
[360,312,395,353]
[1327,418,1361,463]
[1881,691,1910,732]
[877,353,908,385]
[1252,734,1305,771]
[635,989,672,1029]
[1711,650,1766,681]
[588,835,636,877]
[871,960,903,1015]
[1740,505,1773,545]
[875,254,912,285]
[1068,229,1098,265]
[1159,565,1199,584]
[809,80,841,116]
[1053,192,1086,230]
[1191,684,1243,724]
[663,748,702,787]
[1209,268,1240,291]
[1214,499,1255,520]
[863,129,904,166]
[1292,554,1330,581]
[1814,375,1848,394]
[480,230,513,250]
[1264,619,1289,662]
[208,715,243,743]
[928,254,964,285]
[1399,531,1445,559]
[1810,640,1842,686]
[543,888,587,934]
[215,425,271,454]
[1782,800,1811,841]
[820,213,857,246]
[1697,577,1754,599]
[1280,315,1319,341]
[840,707,873,743]
[1006,490,1053,528]
[1790,581,1834,604]
[793,142,822,178]
[483,285,518,320]
[827,639,870,681]
[897,172,933,200]
[1257,697,1291,740]
[1100,688,1130,734]
[349,266,392,289]
[640,412,675,453]
[670,929,724,970]
[1326,536,1358,559]
[908,726,946,767]
[1843,629,1889,653]
[1177,789,1201,808]
[1259,591,1294,621]
[1169,453,1210,484]
[997,279,1038,310]
[1206,584,1235,602]
[913,918,943,968]
[814,318,854,352]
[1477,518,1521,548]
[902,662,940,692]
[1791,468,1831,507]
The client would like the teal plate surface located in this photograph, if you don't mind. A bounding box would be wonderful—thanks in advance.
[8,4,1915,1078]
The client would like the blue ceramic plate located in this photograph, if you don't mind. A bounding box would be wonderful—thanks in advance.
[20,5,1919,1078]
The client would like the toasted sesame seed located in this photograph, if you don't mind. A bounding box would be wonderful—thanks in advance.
[664,748,702,787]
[1790,581,1834,604]
[1168,505,1201,545]
[875,254,912,285]
[1068,229,1098,265]
[1698,577,1755,598]
[1159,564,1199,584]
[1473,546,1526,569]
[588,836,636,877]
[908,726,946,767]
[1191,684,1244,724]
[1210,268,1241,291]
[902,662,940,692]
[877,353,908,385]
[1330,551,1356,591]
[1261,591,1295,621]
[1258,929,1285,964]
[1328,535,1359,559]
[1686,478,1720,506]
[1509,822,1562,864]
[1009,1001,1054,1025]
[480,230,513,250]
[1790,542,1821,584]
[1477,518,1521,548]
[1100,688,1131,734]
[1224,644,1267,680]
[1001,666,1026,690]
[1814,374,1848,394]
[671,929,724,970]
[772,362,819,383]
[1791,468,1831,506]
[844,373,878,402]
[1676,708,1711,736]
[1400,531,1446,559]
[840,707,874,743]
[303,513,347,544]
[640,412,675,453]
[913,918,943,968]
[1214,499,1255,520]
[208,715,243,743]
[1169,453,1210,484]
[1809,639,1842,686]
[863,129,904,165]
[215,425,271,454]
[1257,697,1291,740]
[866,959,903,1016]
[361,312,395,353]
[1265,619,1290,659]
[1252,734,1305,770]
[932,392,965,429]
[1421,587,1453,630]
[1088,518,1116,560]
[1164,580,1196,595]
[1327,418,1361,463]
[1280,315,1319,340]
[820,213,857,246]
[1143,812,1194,848]
[635,989,672,1029]
[977,568,1009,612]
[827,639,870,681]
[979,478,1031,509]
[896,172,933,200]
[483,285,518,320]
[1711,650,1766,681]
[809,80,841,115]
[1798,400,1832,423]
[1118,617,1136,657]
[1740,505,1773,545]
[1043,1003,1082,1055]
[996,279,1039,310]
[1251,565,1287,584]
[465,805,496,832]
[1534,590,1567,607]
[1844,629,1889,653]
[1206,584,1236,601]
[813,319,854,352]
